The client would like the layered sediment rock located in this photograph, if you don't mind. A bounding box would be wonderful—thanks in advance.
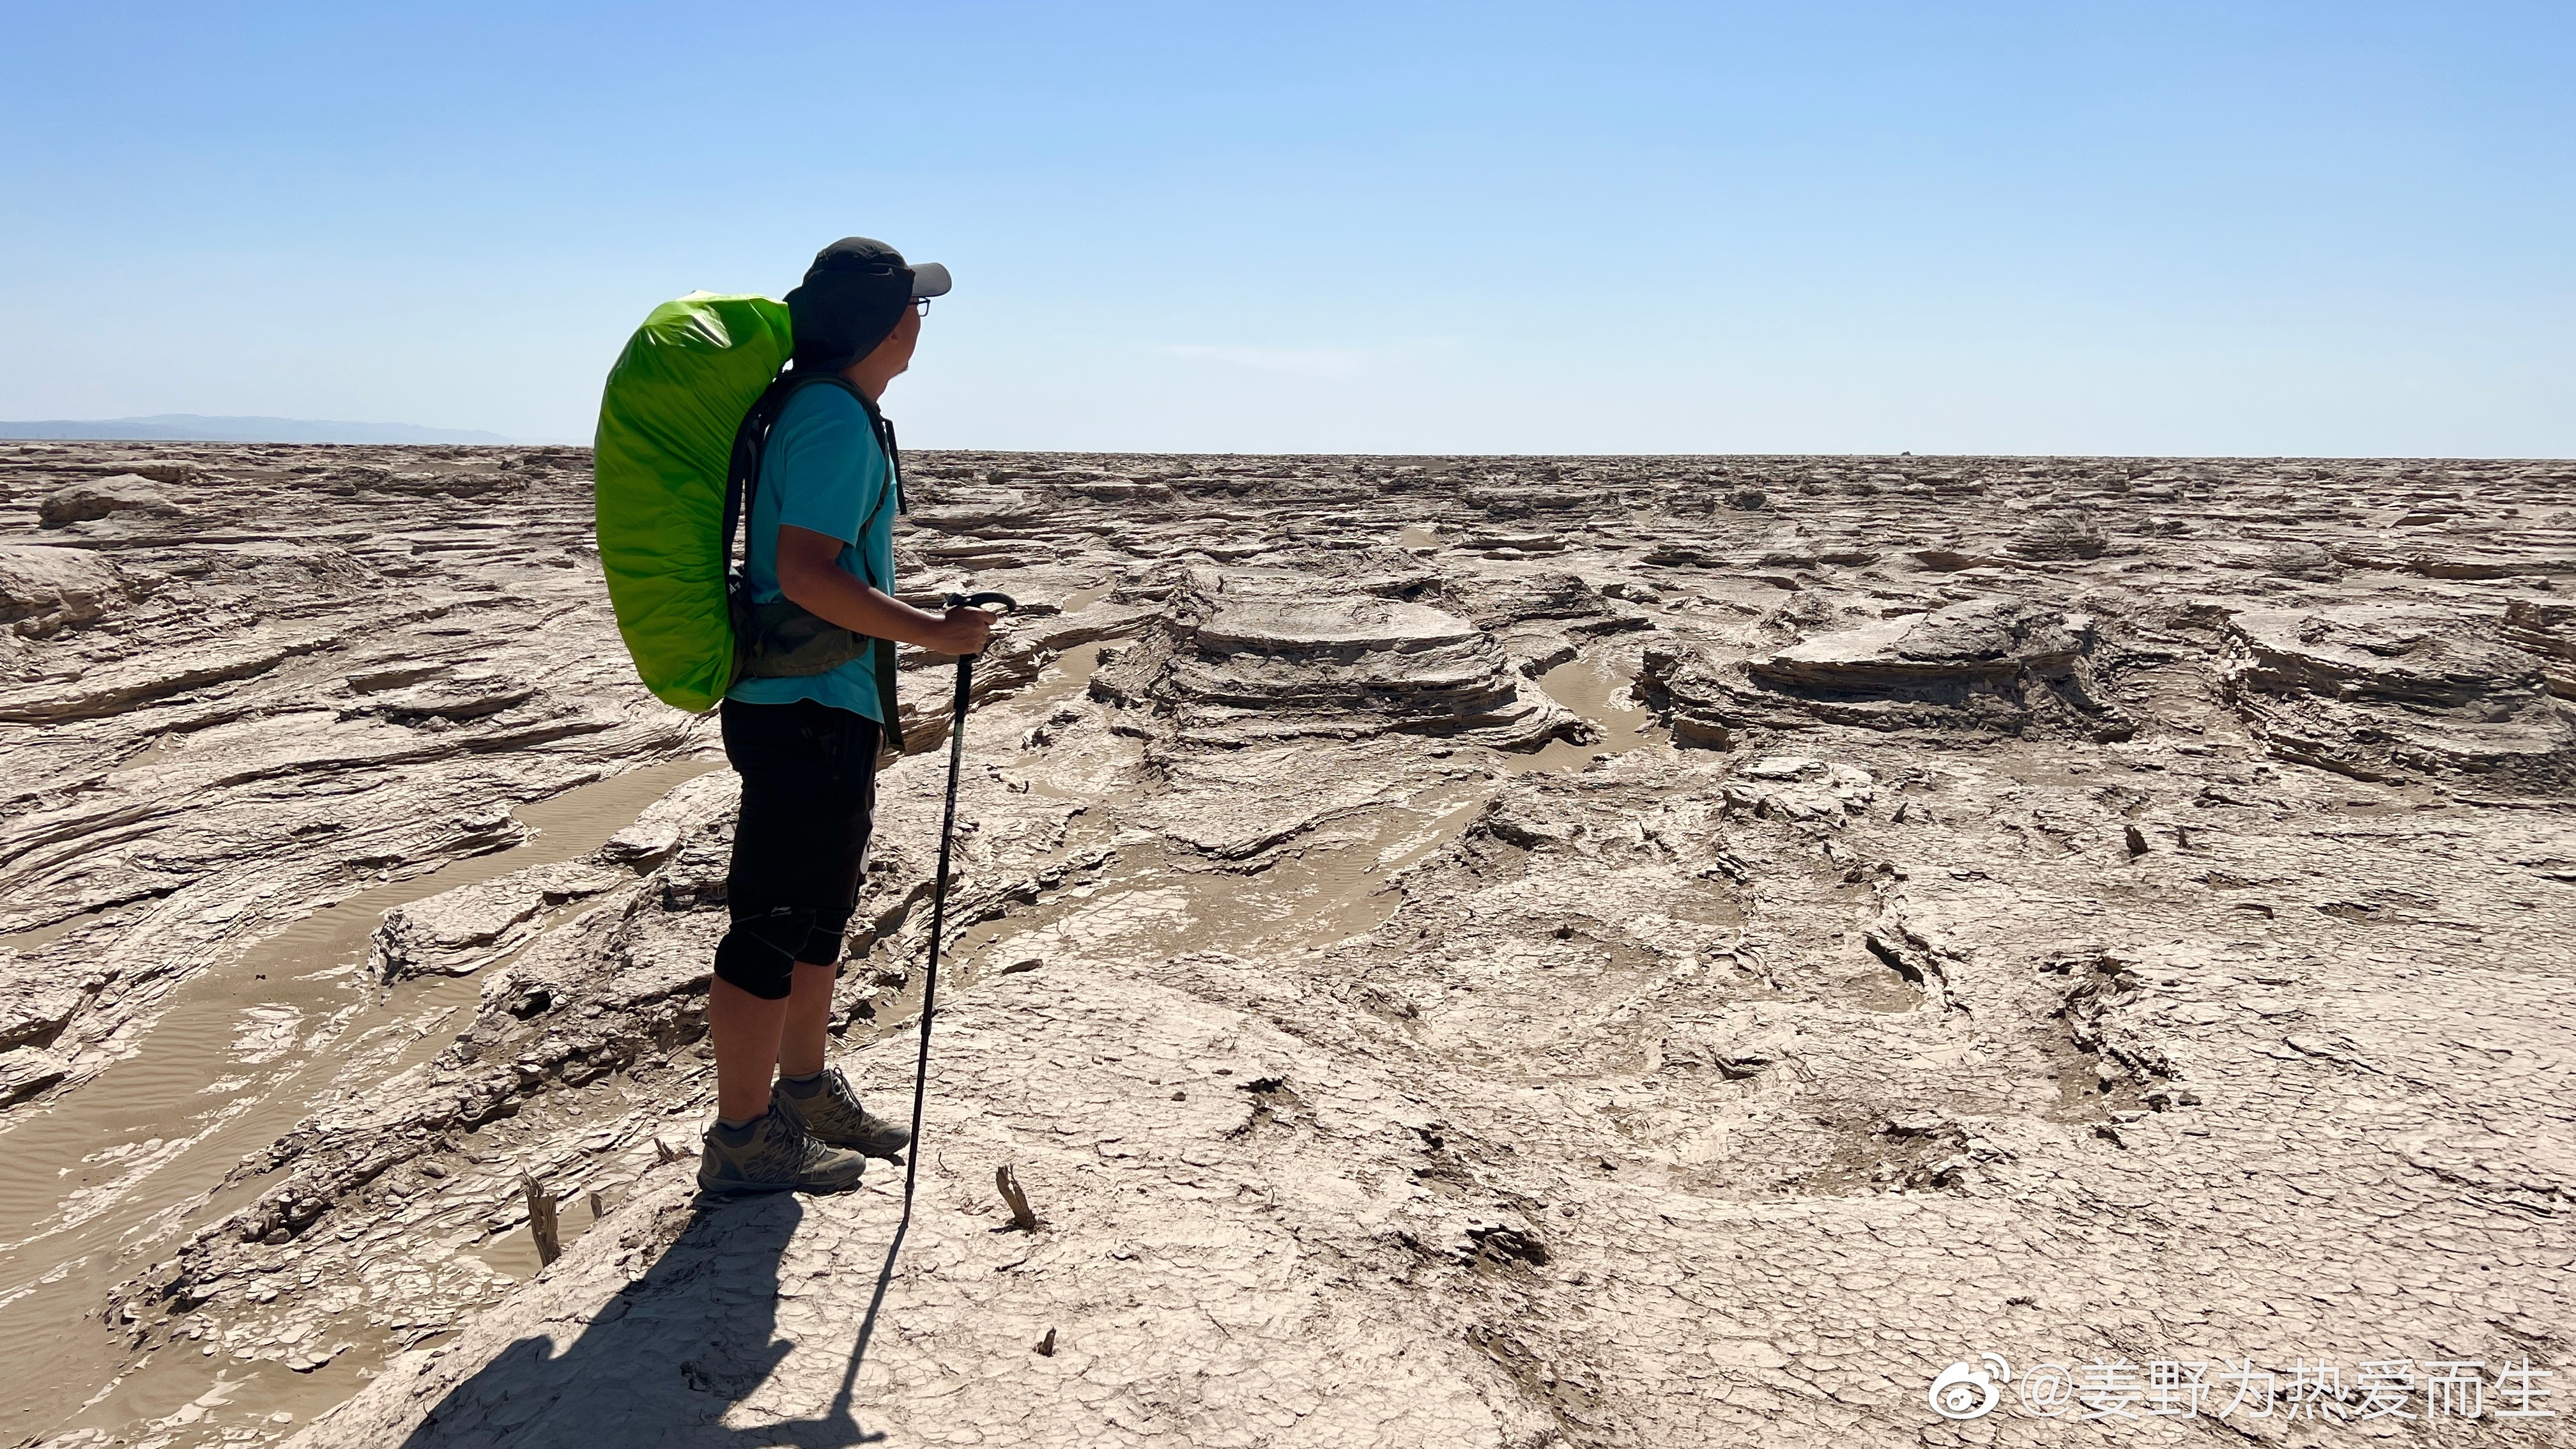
[1641,598,2133,744]
[1094,564,1586,749]
[2504,596,2576,698]
[0,443,702,1118]
[2221,602,2576,787]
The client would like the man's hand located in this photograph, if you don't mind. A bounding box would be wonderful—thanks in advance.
[931,605,995,657]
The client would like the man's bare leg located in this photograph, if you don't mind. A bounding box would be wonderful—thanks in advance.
[710,976,790,1124]
[778,961,838,1078]
[711,963,837,1123]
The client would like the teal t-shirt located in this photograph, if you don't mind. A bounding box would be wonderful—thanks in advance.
[724,384,898,725]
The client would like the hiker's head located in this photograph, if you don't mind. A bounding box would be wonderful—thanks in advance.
[784,236,950,391]
[847,298,923,394]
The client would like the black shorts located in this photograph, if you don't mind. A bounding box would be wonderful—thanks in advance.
[714,698,882,1000]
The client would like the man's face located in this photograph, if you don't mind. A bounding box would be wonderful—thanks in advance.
[882,303,923,376]
[841,298,925,394]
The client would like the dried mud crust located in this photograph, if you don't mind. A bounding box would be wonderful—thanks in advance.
[3,445,2572,1448]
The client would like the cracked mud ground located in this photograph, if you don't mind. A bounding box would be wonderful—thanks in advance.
[3,444,2571,1447]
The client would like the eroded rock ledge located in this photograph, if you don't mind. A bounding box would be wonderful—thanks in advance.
[1095,563,1588,749]
[1640,597,2135,745]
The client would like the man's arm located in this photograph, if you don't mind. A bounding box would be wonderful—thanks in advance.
[774,525,994,655]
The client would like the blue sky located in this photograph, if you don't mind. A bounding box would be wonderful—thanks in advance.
[2,1,2568,454]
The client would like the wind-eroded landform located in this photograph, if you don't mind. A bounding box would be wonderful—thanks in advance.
[1,443,2570,1447]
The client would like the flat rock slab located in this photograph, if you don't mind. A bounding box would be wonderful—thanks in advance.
[2224,602,2552,708]
[0,545,133,636]
[1751,599,2094,690]
[38,475,186,526]
[371,861,629,979]
[1197,595,1480,652]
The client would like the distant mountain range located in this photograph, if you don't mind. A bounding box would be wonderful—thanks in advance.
[0,414,516,445]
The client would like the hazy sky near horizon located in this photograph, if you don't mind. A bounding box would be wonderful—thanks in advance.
[2,1,2568,456]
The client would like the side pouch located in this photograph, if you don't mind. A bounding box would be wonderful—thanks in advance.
[740,594,873,678]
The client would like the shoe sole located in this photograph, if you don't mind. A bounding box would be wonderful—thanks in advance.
[696,1166,865,1197]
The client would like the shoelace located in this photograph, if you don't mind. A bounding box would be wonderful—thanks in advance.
[755,1110,824,1167]
[825,1070,882,1124]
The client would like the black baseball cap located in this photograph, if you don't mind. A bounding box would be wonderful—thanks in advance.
[783,236,951,371]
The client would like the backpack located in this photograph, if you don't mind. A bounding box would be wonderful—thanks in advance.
[594,292,907,746]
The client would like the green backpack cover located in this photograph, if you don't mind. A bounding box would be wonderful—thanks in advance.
[593,293,795,712]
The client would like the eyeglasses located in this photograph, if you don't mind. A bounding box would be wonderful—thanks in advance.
[911,298,932,316]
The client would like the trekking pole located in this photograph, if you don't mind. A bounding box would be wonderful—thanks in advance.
[903,590,1019,1205]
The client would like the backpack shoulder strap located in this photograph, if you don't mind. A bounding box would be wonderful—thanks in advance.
[723,369,854,577]
[806,374,909,519]
[726,370,908,577]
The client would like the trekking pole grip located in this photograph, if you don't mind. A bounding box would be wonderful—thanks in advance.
[940,590,1018,662]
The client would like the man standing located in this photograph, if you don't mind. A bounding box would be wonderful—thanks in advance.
[699,238,995,1194]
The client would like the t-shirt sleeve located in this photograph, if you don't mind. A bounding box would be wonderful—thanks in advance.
[767,392,888,545]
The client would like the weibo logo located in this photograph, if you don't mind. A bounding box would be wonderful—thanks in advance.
[1928,1354,2012,1420]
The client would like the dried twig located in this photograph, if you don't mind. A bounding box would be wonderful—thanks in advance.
[995,1164,1039,1232]
[523,1176,561,1266]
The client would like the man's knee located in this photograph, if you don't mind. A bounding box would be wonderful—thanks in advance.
[714,906,827,1000]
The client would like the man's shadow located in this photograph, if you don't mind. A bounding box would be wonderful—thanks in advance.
[395,1189,910,1447]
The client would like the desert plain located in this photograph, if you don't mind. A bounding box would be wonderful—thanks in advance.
[0,441,2570,1446]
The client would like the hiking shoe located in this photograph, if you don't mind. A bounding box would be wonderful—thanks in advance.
[697,1110,867,1195]
[772,1066,913,1160]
